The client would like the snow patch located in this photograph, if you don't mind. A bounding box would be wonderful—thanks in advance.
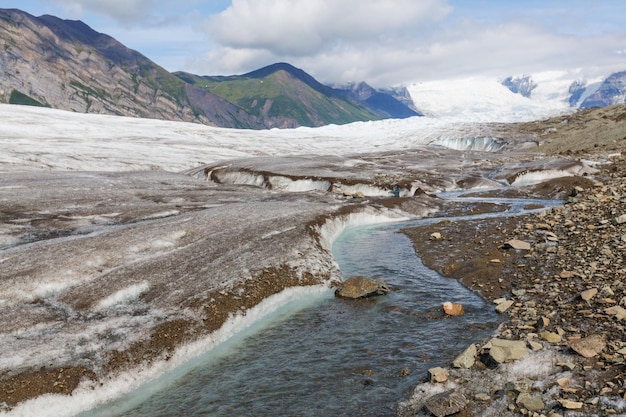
[430,136,505,152]
[268,176,331,192]
[140,210,180,221]
[511,170,573,186]
[95,282,150,310]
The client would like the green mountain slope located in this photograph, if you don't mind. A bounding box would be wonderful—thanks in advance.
[176,63,381,128]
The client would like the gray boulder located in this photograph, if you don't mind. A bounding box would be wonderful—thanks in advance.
[334,276,390,299]
[424,389,468,417]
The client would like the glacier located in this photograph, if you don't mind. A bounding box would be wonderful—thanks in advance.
[0,92,599,416]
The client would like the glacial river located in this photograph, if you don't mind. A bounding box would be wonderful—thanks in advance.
[80,198,554,417]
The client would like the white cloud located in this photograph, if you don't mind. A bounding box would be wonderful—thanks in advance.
[50,0,161,25]
[206,0,452,55]
[192,1,626,87]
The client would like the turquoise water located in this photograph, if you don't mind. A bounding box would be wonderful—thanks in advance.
[82,216,501,416]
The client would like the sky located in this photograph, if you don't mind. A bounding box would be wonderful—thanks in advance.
[3,0,626,87]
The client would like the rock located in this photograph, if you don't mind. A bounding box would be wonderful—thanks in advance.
[615,214,626,224]
[568,334,606,358]
[424,389,468,417]
[428,367,449,383]
[528,340,543,351]
[557,377,570,387]
[517,392,545,411]
[495,299,514,314]
[605,305,626,320]
[334,276,390,299]
[488,338,528,363]
[558,398,583,409]
[430,232,443,240]
[474,393,491,401]
[503,239,532,250]
[442,301,464,316]
[540,331,562,343]
[580,288,598,301]
[452,343,477,369]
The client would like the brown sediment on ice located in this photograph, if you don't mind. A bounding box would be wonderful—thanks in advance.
[0,263,330,408]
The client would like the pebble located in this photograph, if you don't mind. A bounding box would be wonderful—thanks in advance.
[580,288,598,301]
[540,331,562,343]
[558,399,583,409]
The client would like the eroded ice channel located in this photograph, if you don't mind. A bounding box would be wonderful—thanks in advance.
[76,207,518,417]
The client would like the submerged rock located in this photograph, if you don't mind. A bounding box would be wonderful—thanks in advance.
[334,276,390,299]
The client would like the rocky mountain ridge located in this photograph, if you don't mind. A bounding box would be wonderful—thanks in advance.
[0,8,416,129]
[502,71,626,108]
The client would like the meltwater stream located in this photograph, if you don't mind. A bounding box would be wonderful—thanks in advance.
[80,202,552,417]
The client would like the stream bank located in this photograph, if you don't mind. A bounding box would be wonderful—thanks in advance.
[398,157,626,416]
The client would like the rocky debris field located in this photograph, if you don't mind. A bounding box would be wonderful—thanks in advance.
[398,153,626,416]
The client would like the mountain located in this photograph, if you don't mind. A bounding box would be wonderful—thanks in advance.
[0,8,261,128]
[336,82,422,118]
[175,63,419,128]
[501,75,537,98]
[0,9,415,129]
[580,71,626,108]
[176,63,377,128]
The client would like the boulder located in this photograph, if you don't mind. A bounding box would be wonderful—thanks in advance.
[430,232,443,240]
[495,299,514,314]
[568,334,606,358]
[605,305,626,320]
[334,276,390,299]
[517,392,545,411]
[428,367,449,383]
[452,343,477,369]
[540,331,562,344]
[424,389,468,417]
[503,239,532,250]
[580,288,598,301]
[488,338,528,363]
[442,301,464,316]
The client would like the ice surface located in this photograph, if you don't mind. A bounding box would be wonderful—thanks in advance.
[407,73,576,121]
[0,99,594,415]
[0,102,572,172]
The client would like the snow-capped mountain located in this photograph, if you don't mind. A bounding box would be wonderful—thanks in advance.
[406,69,623,122]
[501,75,537,98]
[579,71,626,108]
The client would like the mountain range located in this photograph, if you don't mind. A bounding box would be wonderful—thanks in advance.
[0,8,418,129]
[1,7,625,129]
[501,73,626,108]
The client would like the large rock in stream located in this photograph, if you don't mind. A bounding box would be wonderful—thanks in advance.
[334,276,390,299]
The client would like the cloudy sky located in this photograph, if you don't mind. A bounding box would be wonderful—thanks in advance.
[4,0,626,87]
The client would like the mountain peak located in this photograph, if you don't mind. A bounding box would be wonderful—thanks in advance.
[242,62,337,97]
